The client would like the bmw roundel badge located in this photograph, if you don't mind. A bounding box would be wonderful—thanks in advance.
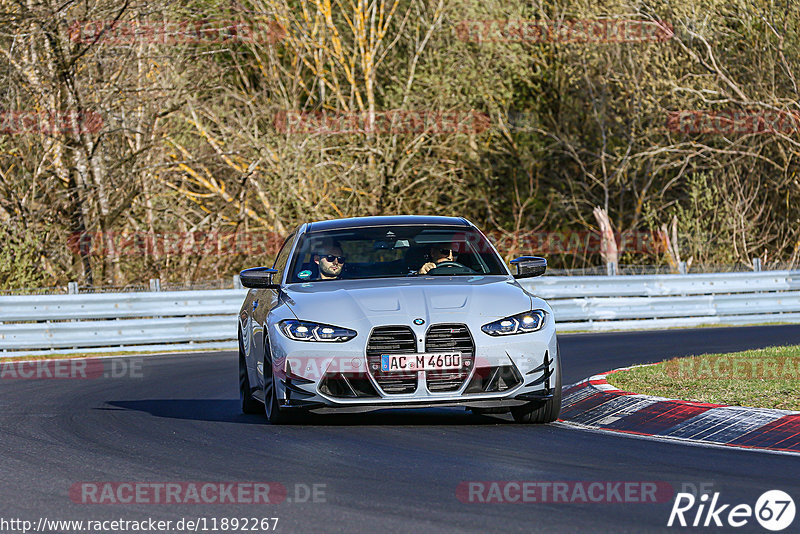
[413,318,425,325]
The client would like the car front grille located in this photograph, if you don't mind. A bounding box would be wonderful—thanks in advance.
[366,326,418,394]
[424,324,474,392]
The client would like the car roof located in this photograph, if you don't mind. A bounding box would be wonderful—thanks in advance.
[305,215,472,232]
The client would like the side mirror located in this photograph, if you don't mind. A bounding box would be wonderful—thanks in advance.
[240,267,280,289]
[510,256,547,278]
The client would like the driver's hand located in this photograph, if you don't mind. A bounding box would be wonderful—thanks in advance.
[419,262,437,275]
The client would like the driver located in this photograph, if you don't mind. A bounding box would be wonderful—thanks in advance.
[314,241,346,280]
[419,245,455,275]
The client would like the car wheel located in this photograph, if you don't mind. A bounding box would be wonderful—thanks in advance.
[263,355,294,424]
[511,352,562,424]
[239,332,261,415]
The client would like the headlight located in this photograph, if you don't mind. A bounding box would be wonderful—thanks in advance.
[279,320,357,342]
[481,310,546,336]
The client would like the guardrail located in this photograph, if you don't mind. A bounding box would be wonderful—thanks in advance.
[1,271,799,356]
[526,271,800,332]
[0,290,246,356]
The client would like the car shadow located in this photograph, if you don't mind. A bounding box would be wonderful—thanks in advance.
[295,408,512,426]
[103,399,516,426]
[103,399,266,425]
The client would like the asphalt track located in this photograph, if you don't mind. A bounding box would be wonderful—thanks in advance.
[2,325,800,533]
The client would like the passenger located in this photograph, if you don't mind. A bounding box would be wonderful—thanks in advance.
[314,241,346,280]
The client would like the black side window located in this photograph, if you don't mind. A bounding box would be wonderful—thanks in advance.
[272,233,296,283]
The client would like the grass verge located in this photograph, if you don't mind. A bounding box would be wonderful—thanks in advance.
[607,345,800,411]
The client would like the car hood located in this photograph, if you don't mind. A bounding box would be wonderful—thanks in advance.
[282,276,534,325]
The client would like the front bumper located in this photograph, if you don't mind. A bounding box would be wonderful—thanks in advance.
[265,316,559,414]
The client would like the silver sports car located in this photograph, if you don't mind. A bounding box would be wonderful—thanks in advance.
[238,215,560,424]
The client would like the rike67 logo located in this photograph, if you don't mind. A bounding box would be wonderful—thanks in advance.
[668,490,795,531]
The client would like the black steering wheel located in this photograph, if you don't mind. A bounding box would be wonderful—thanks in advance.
[427,261,475,274]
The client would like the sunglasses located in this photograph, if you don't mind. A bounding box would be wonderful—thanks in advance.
[437,248,453,255]
[322,254,346,263]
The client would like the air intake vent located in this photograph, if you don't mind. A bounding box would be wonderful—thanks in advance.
[366,326,418,394]
[424,324,474,392]
[319,373,380,398]
[464,365,523,394]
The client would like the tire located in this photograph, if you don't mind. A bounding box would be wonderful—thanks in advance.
[511,351,562,424]
[239,333,261,415]
[263,354,294,424]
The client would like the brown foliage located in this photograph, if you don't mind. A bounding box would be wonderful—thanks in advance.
[1,0,798,288]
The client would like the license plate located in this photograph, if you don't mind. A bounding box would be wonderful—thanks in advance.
[380,352,462,372]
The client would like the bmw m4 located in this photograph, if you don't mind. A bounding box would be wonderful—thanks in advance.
[238,215,560,424]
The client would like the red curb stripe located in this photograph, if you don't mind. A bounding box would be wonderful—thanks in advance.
[560,391,619,419]
[728,414,800,452]
[562,381,589,397]
[604,401,713,434]
[578,427,800,454]
[561,371,800,454]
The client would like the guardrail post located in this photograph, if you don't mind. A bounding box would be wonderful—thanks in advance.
[233,274,243,290]
[149,278,161,292]
[752,257,762,272]
[678,261,687,275]
[606,262,617,276]
[67,282,79,294]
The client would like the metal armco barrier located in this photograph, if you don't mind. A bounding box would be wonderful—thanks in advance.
[524,271,800,332]
[0,290,246,356]
[1,271,799,356]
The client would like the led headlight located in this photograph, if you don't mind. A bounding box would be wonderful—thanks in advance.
[481,310,546,336]
[279,320,357,342]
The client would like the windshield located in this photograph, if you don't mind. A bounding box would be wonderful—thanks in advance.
[287,225,508,282]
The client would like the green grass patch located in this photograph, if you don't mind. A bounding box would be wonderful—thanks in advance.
[607,345,800,411]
